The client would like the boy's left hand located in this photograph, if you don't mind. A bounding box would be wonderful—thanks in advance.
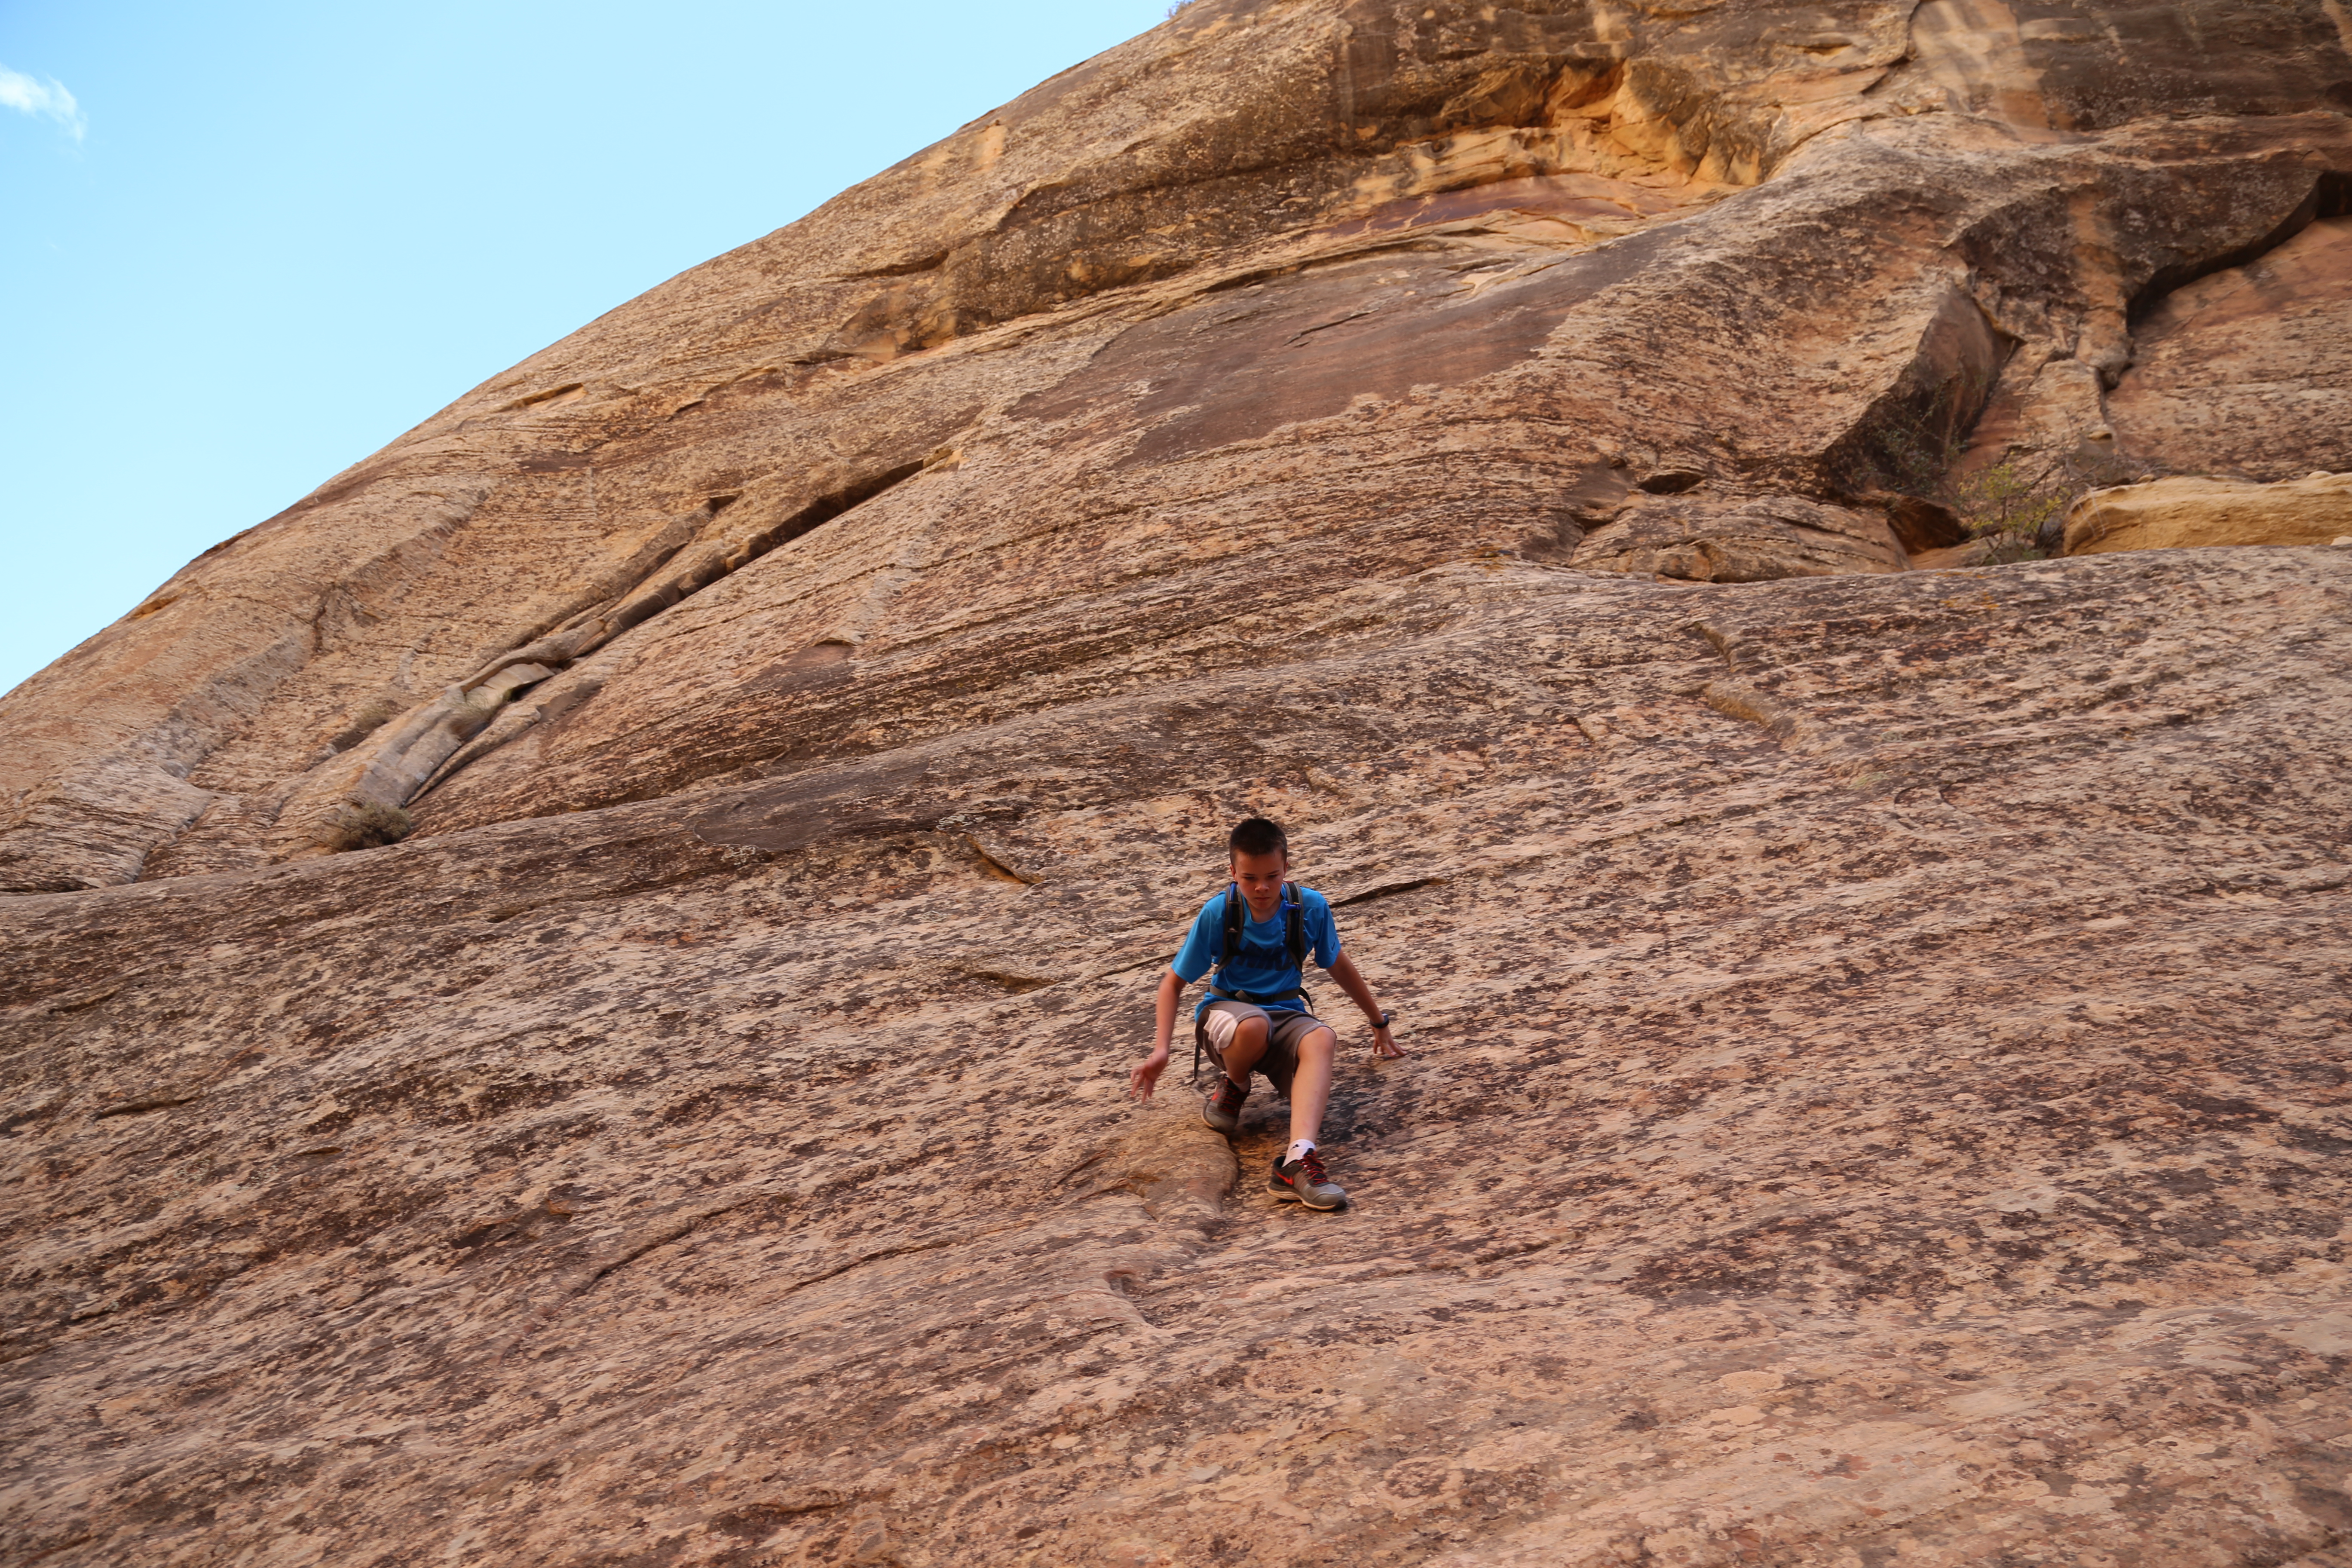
[1371,1023,1407,1059]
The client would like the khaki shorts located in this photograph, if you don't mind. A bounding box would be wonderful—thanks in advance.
[1199,1000,1331,1099]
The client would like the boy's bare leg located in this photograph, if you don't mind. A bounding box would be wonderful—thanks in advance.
[1288,1026,1336,1147]
[1219,1015,1269,1083]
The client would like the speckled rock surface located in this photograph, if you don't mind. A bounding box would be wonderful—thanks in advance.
[6,3,2352,1566]
[7,549,2352,1566]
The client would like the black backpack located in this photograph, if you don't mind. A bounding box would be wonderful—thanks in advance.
[1192,882,1311,1081]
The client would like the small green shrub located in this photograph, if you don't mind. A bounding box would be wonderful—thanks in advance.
[1953,446,2156,561]
[1839,369,2160,562]
[1951,459,2070,562]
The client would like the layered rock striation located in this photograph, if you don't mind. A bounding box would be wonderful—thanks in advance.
[5,3,2352,1565]
[3,0,2349,895]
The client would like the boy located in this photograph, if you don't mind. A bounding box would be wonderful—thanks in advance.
[1128,817,1404,1210]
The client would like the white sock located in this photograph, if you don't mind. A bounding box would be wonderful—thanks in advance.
[1287,1139,1316,1164]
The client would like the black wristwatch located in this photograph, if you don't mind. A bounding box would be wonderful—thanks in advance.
[1372,1011,1393,1029]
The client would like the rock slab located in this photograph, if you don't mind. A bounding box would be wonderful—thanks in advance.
[2064,471,2352,554]
[7,551,2352,1567]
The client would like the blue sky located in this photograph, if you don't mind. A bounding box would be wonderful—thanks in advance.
[0,0,1170,698]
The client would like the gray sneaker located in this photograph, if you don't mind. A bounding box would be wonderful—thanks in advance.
[1203,1073,1248,1134]
[1270,1149,1345,1210]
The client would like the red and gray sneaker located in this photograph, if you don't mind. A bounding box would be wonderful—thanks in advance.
[1202,1073,1249,1134]
[1270,1149,1346,1210]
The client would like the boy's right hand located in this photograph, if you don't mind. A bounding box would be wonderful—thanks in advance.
[1128,1047,1170,1102]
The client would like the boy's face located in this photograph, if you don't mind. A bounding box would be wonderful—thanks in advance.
[1230,848,1289,915]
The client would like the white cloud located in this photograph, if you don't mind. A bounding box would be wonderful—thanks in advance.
[0,64,85,141]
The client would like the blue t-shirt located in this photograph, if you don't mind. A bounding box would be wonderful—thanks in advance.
[1170,885,1342,1017]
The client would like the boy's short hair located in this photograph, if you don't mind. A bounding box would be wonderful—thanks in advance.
[1228,817,1288,859]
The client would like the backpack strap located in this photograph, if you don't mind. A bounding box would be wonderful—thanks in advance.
[1201,885,1315,1034]
[1200,885,1246,1084]
[1204,888,1242,1086]
[1201,885,1314,1006]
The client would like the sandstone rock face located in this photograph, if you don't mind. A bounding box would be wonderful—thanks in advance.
[2108,213,2352,482]
[6,4,2352,1566]
[2064,471,2352,554]
[1,0,2347,896]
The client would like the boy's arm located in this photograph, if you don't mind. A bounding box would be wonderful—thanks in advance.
[1129,968,1186,1102]
[1325,950,1406,1059]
